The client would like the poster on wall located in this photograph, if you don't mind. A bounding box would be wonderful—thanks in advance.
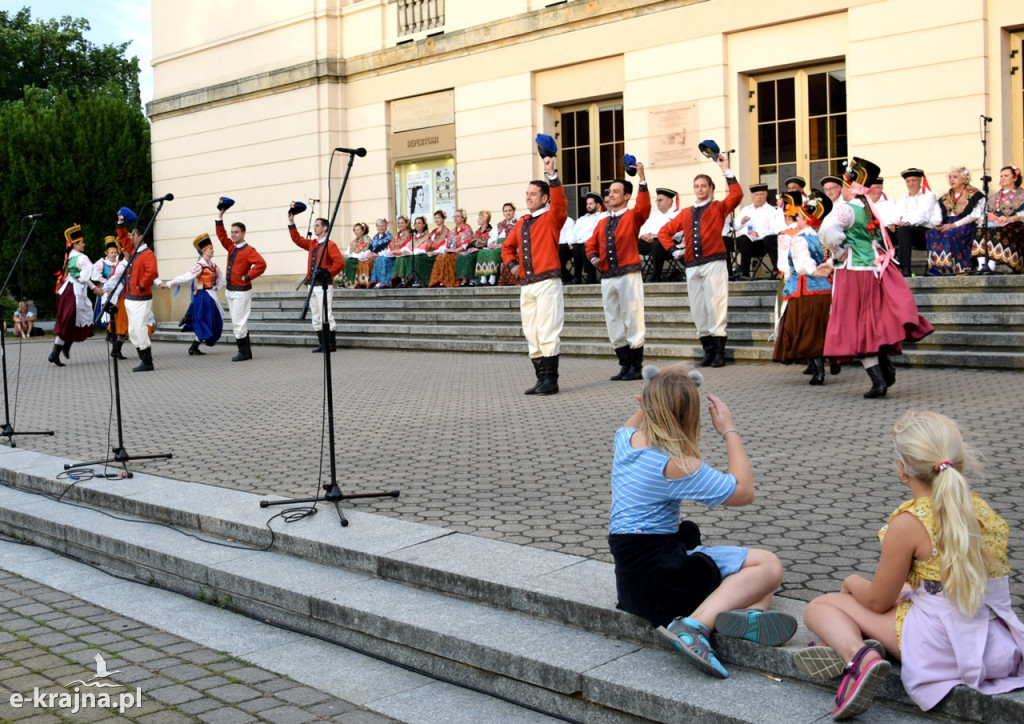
[394,156,455,222]
[405,169,432,219]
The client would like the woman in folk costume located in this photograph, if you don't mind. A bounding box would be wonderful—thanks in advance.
[426,210,455,287]
[772,192,834,385]
[817,157,934,399]
[91,236,121,323]
[495,203,523,287]
[475,208,506,286]
[974,164,1024,274]
[388,216,415,286]
[343,223,371,288]
[924,166,983,275]
[163,234,225,356]
[450,209,480,286]
[49,224,99,367]
[368,219,396,288]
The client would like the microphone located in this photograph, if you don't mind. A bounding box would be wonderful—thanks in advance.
[981,115,993,122]
[147,193,175,204]
[335,147,367,157]
[23,212,45,220]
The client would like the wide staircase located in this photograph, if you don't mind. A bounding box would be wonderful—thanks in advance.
[153,275,1024,369]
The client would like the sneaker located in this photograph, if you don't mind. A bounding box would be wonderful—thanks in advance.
[655,617,728,678]
[831,647,891,720]
[793,640,885,680]
[714,609,797,646]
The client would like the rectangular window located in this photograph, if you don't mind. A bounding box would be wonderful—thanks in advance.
[394,156,456,222]
[1013,33,1024,168]
[556,100,624,219]
[751,65,846,196]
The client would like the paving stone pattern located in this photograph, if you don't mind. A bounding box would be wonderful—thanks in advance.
[0,570,395,723]
[3,338,1023,607]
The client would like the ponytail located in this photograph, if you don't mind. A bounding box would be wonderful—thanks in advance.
[893,411,988,617]
[930,465,987,617]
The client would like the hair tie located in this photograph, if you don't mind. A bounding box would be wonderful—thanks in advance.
[934,460,953,472]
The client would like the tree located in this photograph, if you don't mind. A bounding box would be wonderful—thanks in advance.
[0,7,141,106]
[0,86,151,313]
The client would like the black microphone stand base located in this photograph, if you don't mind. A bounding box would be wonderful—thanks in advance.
[1,424,54,449]
[260,484,400,527]
[63,449,173,479]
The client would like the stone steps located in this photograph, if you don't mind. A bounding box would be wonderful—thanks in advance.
[152,277,1024,369]
[1,447,1004,723]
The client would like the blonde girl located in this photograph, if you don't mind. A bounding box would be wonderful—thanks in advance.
[799,411,1024,720]
[608,364,796,679]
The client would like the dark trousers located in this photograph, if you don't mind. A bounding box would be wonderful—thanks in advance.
[637,238,672,281]
[571,244,597,283]
[894,225,927,276]
[736,234,778,276]
[559,244,573,283]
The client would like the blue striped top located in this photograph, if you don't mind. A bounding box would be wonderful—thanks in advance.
[609,427,737,535]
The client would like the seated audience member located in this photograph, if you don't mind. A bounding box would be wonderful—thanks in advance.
[389,216,415,286]
[974,164,1024,275]
[12,301,35,338]
[408,216,434,287]
[638,188,679,282]
[475,209,506,286]
[343,223,371,288]
[866,178,897,228]
[610,365,796,680]
[368,219,396,288]
[571,192,606,284]
[427,211,455,287]
[451,209,480,286]
[798,411,1024,719]
[890,168,938,277]
[495,204,522,287]
[925,166,983,276]
[734,184,779,280]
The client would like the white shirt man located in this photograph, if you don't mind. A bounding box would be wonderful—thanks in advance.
[734,184,779,279]
[637,187,681,282]
[570,192,607,283]
[889,168,938,277]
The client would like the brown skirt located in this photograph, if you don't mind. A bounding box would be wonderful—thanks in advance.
[773,293,831,363]
[429,254,457,287]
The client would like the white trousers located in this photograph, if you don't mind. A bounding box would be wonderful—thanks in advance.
[225,289,253,339]
[601,272,645,348]
[520,277,563,358]
[685,260,729,337]
[124,298,153,350]
[310,285,336,332]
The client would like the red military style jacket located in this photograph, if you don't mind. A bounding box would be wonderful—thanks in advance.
[115,224,159,300]
[585,186,652,276]
[289,226,344,279]
[501,178,569,284]
[658,178,744,266]
[216,220,267,291]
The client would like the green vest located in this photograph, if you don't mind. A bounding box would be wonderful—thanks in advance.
[845,204,878,268]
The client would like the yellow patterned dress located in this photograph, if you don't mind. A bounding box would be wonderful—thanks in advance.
[878,493,1010,646]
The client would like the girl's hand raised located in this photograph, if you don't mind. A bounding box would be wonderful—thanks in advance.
[706,393,735,435]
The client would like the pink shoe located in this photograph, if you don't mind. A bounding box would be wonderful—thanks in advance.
[831,644,891,720]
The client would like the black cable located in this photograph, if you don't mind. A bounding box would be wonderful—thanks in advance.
[0,528,584,724]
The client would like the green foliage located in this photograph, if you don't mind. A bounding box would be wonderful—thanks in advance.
[0,7,141,106]
[0,86,152,309]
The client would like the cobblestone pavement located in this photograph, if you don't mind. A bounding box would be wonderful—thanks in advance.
[2,337,1023,606]
[0,568,395,723]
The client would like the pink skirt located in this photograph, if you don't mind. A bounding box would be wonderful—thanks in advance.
[823,264,933,359]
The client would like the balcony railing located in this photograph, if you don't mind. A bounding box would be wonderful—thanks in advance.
[396,0,445,38]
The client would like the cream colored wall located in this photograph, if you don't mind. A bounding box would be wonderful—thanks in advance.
[148,0,1024,319]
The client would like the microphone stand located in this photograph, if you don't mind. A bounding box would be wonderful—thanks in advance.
[261,150,399,526]
[976,115,993,274]
[1,217,55,447]
[64,199,174,477]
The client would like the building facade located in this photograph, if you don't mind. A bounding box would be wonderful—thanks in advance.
[148,0,1024,315]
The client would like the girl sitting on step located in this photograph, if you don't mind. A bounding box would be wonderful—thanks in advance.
[608,364,797,679]
[798,411,1024,720]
